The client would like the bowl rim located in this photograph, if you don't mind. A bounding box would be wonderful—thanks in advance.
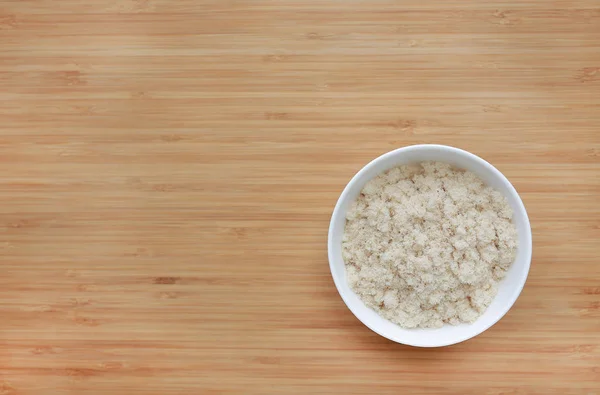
[327,144,533,347]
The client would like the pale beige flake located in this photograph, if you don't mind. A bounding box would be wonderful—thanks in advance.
[343,161,518,329]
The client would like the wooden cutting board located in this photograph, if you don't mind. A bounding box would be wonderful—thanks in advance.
[1,1,598,393]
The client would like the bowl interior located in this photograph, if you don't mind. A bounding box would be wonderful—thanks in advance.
[328,145,532,347]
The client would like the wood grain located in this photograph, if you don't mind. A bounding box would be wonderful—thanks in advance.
[1,0,599,394]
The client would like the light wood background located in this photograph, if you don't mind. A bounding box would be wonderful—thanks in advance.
[1,0,599,394]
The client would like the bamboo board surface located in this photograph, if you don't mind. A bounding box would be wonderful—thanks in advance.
[1,0,599,394]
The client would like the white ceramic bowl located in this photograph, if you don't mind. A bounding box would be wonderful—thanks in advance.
[328,144,532,347]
